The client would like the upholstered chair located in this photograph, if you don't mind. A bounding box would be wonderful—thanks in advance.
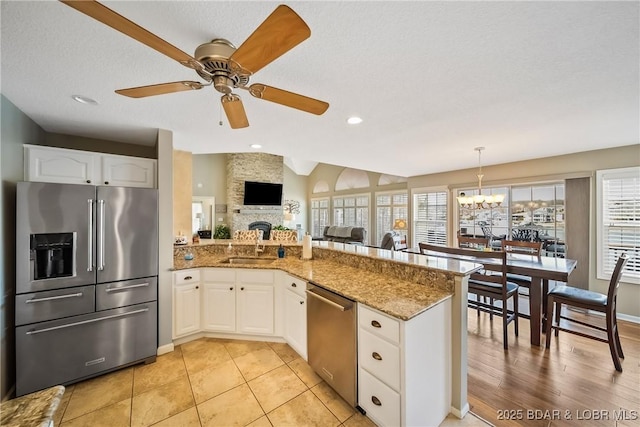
[270,230,298,241]
[233,229,262,241]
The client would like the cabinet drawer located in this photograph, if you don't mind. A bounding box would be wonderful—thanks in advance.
[96,277,157,311]
[358,305,400,344]
[174,269,200,285]
[202,268,235,283]
[15,286,95,326]
[284,274,306,297]
[237,269,274,284]
[16,302,157,397]
[358,368,401,427]
[359,329,400,391]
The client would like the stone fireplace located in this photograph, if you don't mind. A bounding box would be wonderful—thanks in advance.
[226,153,284,233]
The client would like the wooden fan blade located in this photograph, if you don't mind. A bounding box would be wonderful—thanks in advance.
[115,81,203,98]
[221,95,249,129]
[60,0,202,69]
[248,84,329,115]
[230,5,310,75]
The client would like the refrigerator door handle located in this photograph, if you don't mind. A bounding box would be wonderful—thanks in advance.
[87,199,94,272]
[105,282,150,293]
[25,292,84,304]
[97,199,105,271]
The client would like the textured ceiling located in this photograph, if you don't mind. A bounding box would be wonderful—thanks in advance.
[1,1,638,176]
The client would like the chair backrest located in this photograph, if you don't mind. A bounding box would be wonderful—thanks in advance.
[607,253,630,315]
[270,229,298,241]
[457,234,490,250]
[418,243,509,296]
[511,227,540,242]
[233,229,262,241]
[380,231,406,250]
[248,221,272,240]
[501,239,542,256]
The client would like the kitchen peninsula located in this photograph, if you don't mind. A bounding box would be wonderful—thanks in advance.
[172,240,480,426]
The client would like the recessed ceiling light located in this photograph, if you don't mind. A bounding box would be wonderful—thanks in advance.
[347,116,363,125]
[72,95,98,105]
[250,144,262,149]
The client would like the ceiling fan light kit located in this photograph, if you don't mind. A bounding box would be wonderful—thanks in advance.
[60,1,329,129]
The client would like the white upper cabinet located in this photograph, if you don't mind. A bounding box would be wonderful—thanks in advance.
[24,144,156,188]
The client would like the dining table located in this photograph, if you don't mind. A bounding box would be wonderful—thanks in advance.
[408,247,578,346]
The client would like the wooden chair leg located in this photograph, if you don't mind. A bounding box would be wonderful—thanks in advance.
[613,319,625,359]
[554,302,562,337]
[545,297,554,348]
[513,293,519,336]
[606,313,623,372]
[503,308,508,350]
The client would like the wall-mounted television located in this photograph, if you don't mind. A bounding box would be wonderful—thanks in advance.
[243,181,283,206]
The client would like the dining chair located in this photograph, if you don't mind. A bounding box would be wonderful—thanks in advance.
[457,233,491,250]
[545,253,629,371]
[270,229,298,241]
[501,240,544,314]
[419,243,519,350]
[233,229,262,241]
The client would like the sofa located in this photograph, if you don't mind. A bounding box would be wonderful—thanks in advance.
[322,226,367,245]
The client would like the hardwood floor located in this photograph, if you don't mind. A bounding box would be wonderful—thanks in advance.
[467,304,640,427]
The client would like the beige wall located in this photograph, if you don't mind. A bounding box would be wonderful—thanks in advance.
[192,154,228,226]
[173,150,192,238]
[307,164,408,244]
[44,132,156,158]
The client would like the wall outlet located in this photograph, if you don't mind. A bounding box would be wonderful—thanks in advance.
[218,217,223,222]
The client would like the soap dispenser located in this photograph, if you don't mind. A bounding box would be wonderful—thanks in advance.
[277,244,285,258]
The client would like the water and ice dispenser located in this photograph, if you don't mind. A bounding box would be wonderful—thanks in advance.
[31,233,74,280]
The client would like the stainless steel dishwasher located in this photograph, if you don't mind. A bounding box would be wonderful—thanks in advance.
[306,282,357,407]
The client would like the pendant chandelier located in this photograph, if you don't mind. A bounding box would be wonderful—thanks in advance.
[456,147,505,209]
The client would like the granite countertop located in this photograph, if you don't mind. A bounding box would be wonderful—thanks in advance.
[173,241,482,320]
[0,385,65,427]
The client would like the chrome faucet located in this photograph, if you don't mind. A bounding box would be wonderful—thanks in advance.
[255,237,264,256]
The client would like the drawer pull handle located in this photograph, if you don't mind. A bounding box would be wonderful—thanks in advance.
[241,287,245,291]
[371,396,382,406]
[105,283,149,292]
[25,308,149,335]
[291,283,297,287]
[26,292,83,303]
[230,287,234,291]
[372,352,382,361]
[184,275,193,280]
[300,300,304,305]
[371,320,382,328]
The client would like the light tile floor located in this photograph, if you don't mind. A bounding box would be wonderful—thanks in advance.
[53,338,491,427]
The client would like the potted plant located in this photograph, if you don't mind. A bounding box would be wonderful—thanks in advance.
[272,224,290,231]
[213,224,231,239]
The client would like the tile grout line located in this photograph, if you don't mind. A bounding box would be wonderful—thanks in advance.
[181,346,205,427]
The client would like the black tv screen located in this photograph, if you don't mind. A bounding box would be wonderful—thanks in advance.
[243,181,283,206]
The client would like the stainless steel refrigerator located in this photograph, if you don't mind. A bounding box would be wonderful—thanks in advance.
[15,182,159,396]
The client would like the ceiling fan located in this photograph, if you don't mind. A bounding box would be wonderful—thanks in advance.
[60,1,329,129]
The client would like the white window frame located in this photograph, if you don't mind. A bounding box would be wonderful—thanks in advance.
[374,190,409,246]
[596,167,640,284]
[310,197,330,239]
[411,186,448,247]
[332,193,371,244]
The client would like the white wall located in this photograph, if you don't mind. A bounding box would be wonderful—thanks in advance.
[0,94,46,399]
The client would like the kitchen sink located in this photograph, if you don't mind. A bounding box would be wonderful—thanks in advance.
[221,257,276,265]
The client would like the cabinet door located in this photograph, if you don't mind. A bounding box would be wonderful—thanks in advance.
[174,283,200,337]
[284,288,307,360]
[202,282,236,332]
[101,155,156,188]
[25,145,98,185]
[237,284,274,335]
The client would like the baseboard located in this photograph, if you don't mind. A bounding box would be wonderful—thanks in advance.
[617,312,640,324]
[450,403,470,419]
[157,343,175,356]
[2,385,15,402]
[567,307,640,325]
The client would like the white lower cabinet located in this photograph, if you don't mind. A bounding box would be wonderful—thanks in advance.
[357,301,452,427]
[202,269,236,332]
[173,270,201,338]
[283,288,307,360]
